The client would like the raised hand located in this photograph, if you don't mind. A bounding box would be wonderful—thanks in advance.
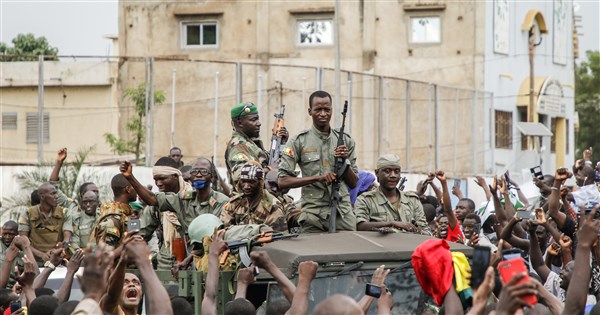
[297,261,318,280]
[80,242,114,301]
[534,208,546,224]
[16,254,37,287]
[250,251,273,269]
[555,168,573,182]
[498,176,508,195]
[209,229,228,256]
[67,249,84,272]
[435,170,447,183]
[237,267,256,285]
[584,147,593,161]
[371,265,390,287]
[559,234,572,252]
[57,148,68,162]
[546,243,561,256]
[119,160,133,178]
[577,205,600,248]
[334,145,350,160]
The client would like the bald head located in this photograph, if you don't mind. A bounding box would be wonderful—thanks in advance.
[313,294,363,315]
[38,183,53,194]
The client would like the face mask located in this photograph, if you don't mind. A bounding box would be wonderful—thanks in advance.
[192,179,207,190]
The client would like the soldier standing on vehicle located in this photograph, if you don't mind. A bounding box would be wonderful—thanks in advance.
[225,102,288,187]
[278,90,358,233]
[120,158,229,248]
[354,154,431,234]
[220,164,287,232]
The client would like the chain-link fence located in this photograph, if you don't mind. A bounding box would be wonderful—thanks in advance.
[134,58,492,176]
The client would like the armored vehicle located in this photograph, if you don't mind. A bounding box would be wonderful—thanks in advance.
[155,231,472,314]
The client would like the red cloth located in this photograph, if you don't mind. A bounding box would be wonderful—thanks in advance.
[411,239,455,306]
[446,223,464,243]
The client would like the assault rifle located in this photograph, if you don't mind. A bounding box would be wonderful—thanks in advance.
[268,104,286,166]
[225,231,299,267]
[329,101,350,233]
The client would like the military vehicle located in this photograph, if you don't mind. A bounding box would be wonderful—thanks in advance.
[152,231,473,315]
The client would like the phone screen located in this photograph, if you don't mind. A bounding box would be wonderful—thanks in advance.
[453,179,461,188]
[470,245,491,288]
[365,283,382,298]
[127,219,141,232]
[515,210,535,220]
[502,249,522,261]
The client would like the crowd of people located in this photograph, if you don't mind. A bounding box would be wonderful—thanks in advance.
[1,89,600,314]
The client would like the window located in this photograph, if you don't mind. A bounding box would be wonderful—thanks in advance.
[410,16,441,43]
[26,112,49,144]
[297,19,333,46]
[182,22,217,48]
[495,110,512,149]
[2,112,17,129]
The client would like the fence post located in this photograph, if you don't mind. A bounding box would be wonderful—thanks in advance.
[236,63,242,104]
[405,80,411,172]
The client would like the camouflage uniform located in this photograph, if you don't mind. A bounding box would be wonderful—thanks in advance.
[354,188,431,234]
[0,242,24,288]
[225,131,269,185]
[63,207,98,250]
[279,126,358,233]
[18,205,65,263]
[92,201,131,249]
[220,190,288,232]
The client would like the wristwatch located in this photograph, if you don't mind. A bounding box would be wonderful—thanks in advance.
[44,261,56,271]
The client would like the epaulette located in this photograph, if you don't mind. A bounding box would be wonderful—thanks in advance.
[295,129,310,138]
[178,190,196,200]
[359,189,378,198]
[402,191,420,199]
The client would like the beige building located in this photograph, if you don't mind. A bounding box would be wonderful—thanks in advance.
[117,0,575,177]
[1,61,120,164]
[117,0,491,175]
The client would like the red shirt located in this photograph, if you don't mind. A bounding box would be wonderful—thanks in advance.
[446,222,464,243]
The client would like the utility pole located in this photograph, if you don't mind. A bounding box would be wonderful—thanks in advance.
[334,0,341,124]
[170,68,176,148]
[37,55,44,163]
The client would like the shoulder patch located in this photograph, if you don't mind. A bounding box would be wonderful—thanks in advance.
[232,153,249,162]
[178,190,196,200]
[283,147,294,158]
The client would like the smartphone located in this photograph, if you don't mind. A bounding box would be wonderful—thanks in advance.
[365,283,382,298]
[498,258,538,305]
[10,300,21,312]
[453,179,461,189]
[502,248,522,261]
[515,210,535,220]
[470,245,491,289]
[504,171,510,183]
[127,219,141,232]
[530,166,544,180]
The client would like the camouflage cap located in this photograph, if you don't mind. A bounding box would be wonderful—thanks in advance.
[376,154,401,170]
[240,164,264,180]
[231,102,258,118]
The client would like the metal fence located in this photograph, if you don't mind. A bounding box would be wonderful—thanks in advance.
[132,57,492,176]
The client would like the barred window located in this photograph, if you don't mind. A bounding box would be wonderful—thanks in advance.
[495,110,512,149]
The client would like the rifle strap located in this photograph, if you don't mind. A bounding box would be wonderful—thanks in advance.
[335,159,351,179]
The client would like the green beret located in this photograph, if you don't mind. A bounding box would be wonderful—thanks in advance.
[377,154,401,170]
[129,201,144,210]
[231,102,258,118]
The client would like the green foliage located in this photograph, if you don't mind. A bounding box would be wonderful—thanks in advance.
[0,33,58,61]
[103,82,165,163]
[1,146,110,220]
[575,51,600,161]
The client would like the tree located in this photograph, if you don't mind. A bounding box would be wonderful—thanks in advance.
[0,33,58,61]
[104,83,165,163]
[575,50,600,161]
[0,146,109,220]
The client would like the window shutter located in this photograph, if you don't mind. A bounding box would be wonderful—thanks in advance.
[2,112,17,129]
[26,112,49,144]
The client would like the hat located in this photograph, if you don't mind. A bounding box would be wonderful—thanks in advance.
[240,164,264,180]
[188,214,224,245]
[411,239,454,306]
[376,154,401,170]
[129,201,144,211]
[231,102,258,118]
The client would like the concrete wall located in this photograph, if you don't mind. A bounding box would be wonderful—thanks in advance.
[0,61,120,163]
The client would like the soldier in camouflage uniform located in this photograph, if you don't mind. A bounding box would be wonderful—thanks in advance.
[63,190,99,252]
[354,154,431,235]
[91,174,137,249]
[278,90,359,233]
[221,164,287,232]
[120,158,229,264]
[225,102,288,187]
